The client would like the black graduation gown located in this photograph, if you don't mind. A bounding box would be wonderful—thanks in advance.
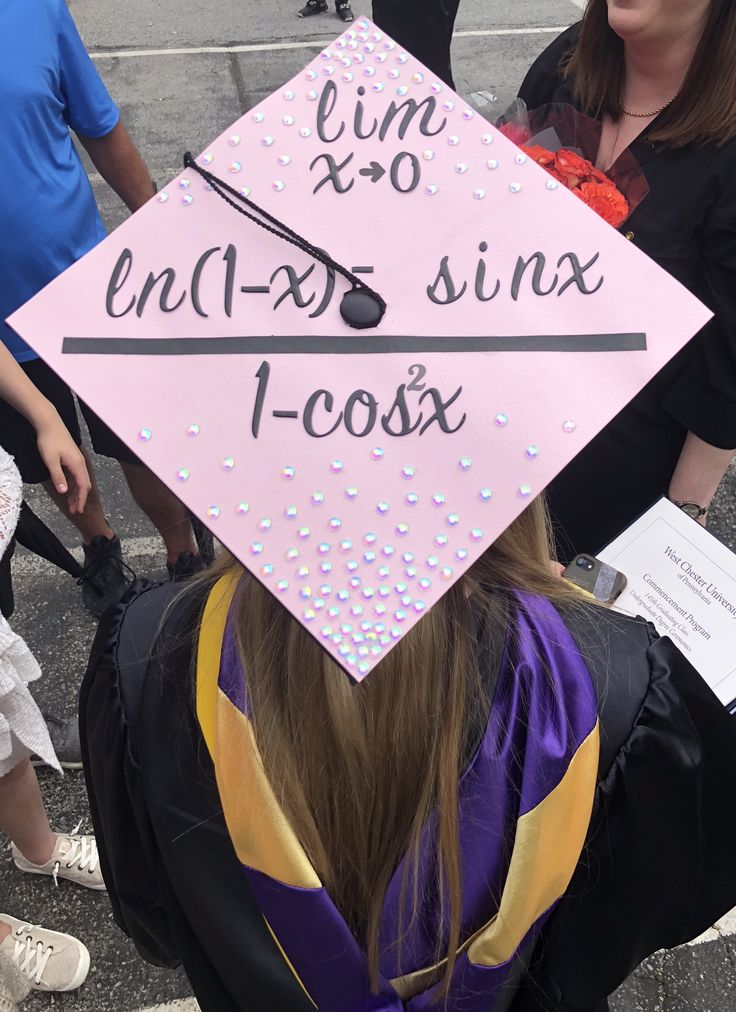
[80,580,736,1012]
[371,0,461,87]
[518,26,736,560]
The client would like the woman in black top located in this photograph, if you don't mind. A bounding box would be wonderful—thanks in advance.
[519,0,736,558]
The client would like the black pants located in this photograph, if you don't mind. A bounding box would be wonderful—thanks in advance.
[372,0,461,86]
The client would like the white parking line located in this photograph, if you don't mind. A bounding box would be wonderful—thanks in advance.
[137,1002,199,1012]
[90,25,570,61]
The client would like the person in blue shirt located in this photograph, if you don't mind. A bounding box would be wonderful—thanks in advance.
[0,0,203,620]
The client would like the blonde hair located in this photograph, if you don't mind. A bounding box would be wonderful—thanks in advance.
[207,497,585,997]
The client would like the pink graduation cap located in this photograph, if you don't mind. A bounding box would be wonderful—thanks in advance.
[9,18,711,681]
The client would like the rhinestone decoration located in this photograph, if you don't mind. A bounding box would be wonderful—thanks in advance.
[237,502,250,515]
[370,447,384,461]
[252,111,265,123]
[441,567,454,581]
[229,134,241,146]
[138,428,152,442]
[397,85,409,96]
[261,137,274,148]
[448,135,460,147]
[515,153,528,165]
[318,542,330,555]
[157,191,169,203]
[339,539,352,553]
[222,456,235,471]
[397,53,409,64]
[186,423,200,437]
[373,82,385,93]
[401,466,415,479]
[447,513,460,527]
[459,457,472,471]
[482,133,494,145]
[239,186,251,199]
[273,180,285,192]
[526,445,540,460]
[298,526,310,540]
[388,68,400,79]
[487,159,499,170]
[463,108,476,120]
[251,541,263,554]
[363,66,376,77]
[307,89,319,100]
[311,491,325,506]
[563,420,577,433]
[470,528,483,541]
[376,501,390,515]
[432,493,446,507]
[181,194,193,206]
[261,563,274,576]
[495,413,509,427]
[343,71,355,83]
[329,517,342,531]
[345,486,358,500]
[284,89,295,100]
[396,523,409,536]
[286,548,299,561]
[281,465,295,480]
[278,155,292,166]
[176,468,189,481]
[406,493,419,506]
[480,488,493,502]
[518,485,533,499]
[277,579,289,593]
[456,163,468,174]
[179,178,191,190]
[330,460,344,473]
[546,179,559,190]
[300,587,312,600]
[442,100,455,112]
[510,182,522,193]
[431,81,443,93]
[423,149,435,161]
[282,115,295,126]
[426,555,438,570]
[474,189,486,200]
[435,534,448,547]
[285,505,297,519]
[456,548,469,561]
[364,533,377,545]
[259,518,272,532]
[300,127,313,138]
[298,565,310,578]
[201,152,214,165]
[229,161,243,173]
[425,184,439,196]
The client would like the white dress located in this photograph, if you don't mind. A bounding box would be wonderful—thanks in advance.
[0,446,60,776]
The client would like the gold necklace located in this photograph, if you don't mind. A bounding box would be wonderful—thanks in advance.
[621,97,676,118]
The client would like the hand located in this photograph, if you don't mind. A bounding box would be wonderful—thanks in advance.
[35,416,91,514]
[549,560,565,578]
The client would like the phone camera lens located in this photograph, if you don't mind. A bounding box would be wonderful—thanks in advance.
[575,557,587,568]
[585,561,595,571]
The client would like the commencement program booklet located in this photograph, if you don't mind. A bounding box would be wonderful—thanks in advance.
[599,498,736,708]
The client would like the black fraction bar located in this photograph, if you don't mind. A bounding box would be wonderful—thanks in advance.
[62,333,647,356]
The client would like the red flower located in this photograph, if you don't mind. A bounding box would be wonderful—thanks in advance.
[522,144,556,166]
[554,149,595,189]
[576,182,630,228]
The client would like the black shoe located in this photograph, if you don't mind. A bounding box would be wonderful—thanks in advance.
[298,0,327,16]
[30,714,82,770]
[167,551,205,582]
[336,1,354,21]
[80,535,134,618]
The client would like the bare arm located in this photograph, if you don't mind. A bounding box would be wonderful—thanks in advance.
[0,343,90,511]
[79,121,155,213]
[669,432,735,524]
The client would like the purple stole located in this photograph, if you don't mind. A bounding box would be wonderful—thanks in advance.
[197,575,600,1010]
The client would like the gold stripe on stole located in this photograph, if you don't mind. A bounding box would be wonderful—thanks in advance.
[196,575,321,889]
[390,721,600,998]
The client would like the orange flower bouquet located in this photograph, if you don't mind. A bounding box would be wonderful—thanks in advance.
[492,101,649,229]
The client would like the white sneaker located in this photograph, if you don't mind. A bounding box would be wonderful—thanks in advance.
[0,915,90,992]
[12,834,106,891]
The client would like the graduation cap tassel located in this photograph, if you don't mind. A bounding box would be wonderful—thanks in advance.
[182,152,387,330]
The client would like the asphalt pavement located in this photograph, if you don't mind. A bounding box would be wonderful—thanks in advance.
[2,0,735,1009]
